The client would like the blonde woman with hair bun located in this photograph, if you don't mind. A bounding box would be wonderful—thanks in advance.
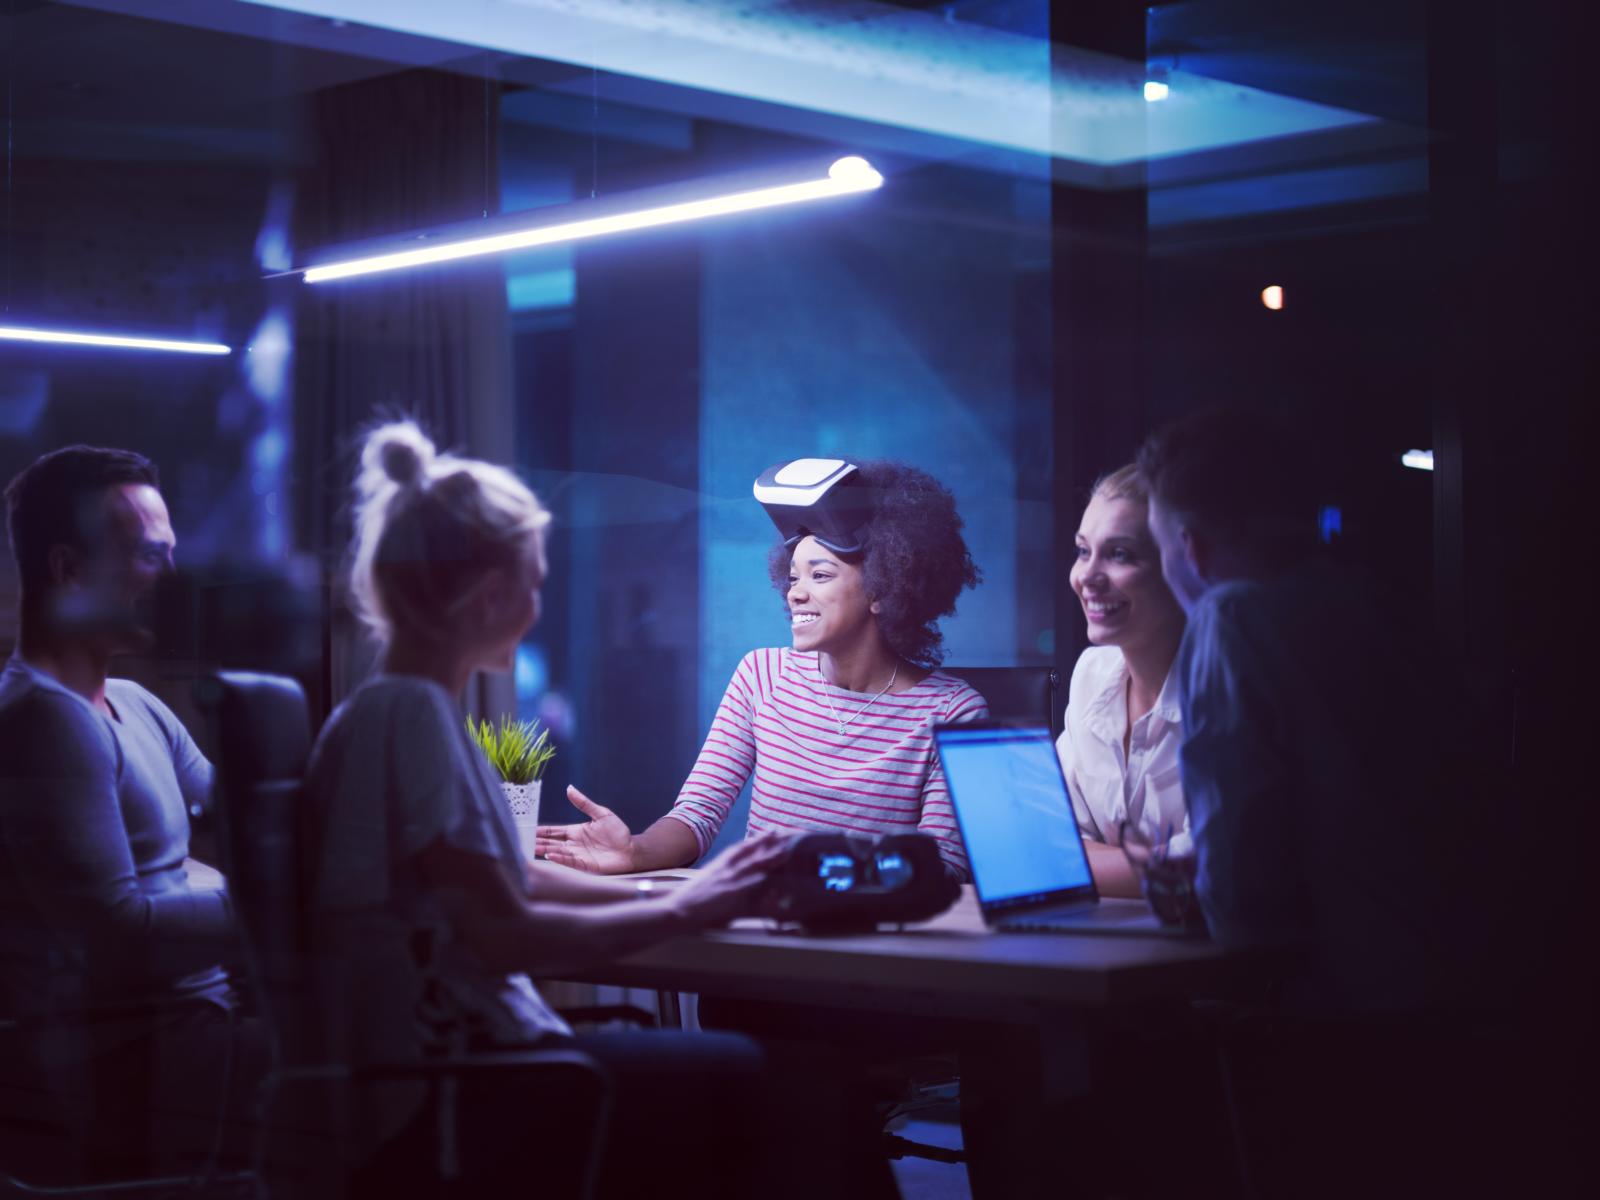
[1058,464,1189,899]
[303,419,790,1198]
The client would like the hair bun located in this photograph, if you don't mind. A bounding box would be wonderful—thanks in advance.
[361,421,435,492]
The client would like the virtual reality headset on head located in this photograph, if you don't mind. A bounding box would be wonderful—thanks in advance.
[753,458,873,555]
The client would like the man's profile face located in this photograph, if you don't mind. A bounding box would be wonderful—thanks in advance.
[56,483,176,652]
[1146,495,1208,615]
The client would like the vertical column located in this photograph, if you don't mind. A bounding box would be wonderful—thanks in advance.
[1049,3,1149,681]
[1426,0,1499,676]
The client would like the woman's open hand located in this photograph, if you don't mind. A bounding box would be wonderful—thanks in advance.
[535,786,637,875]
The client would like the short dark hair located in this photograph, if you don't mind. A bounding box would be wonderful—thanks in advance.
[1136,407,1314,562]
[768,459,980,667]
[4,445,161,593]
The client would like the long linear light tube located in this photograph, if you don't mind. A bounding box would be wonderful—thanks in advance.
[0,325,231,355]
[305,156,884,284]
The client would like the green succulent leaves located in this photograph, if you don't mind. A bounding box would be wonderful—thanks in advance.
[466,714,557,784]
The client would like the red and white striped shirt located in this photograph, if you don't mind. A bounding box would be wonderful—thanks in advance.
[664,648,989,878]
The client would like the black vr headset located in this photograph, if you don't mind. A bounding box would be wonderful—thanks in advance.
[753,458,873,555]
[762,832,959,932]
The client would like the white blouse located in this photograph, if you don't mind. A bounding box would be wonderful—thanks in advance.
[1055,646,1191,857]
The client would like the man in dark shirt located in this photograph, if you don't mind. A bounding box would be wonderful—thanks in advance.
[1136,408,1511,1195]
[0,446,245,1178]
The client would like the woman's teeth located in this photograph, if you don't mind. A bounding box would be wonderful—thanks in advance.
[1086,600,1126,617]
[792,613,819,627]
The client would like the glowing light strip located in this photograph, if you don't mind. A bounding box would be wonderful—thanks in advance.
[305,157,884,284]
[0,325,231,355]
[1401,449,1434,471]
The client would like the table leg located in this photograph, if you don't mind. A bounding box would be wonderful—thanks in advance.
[958,1016,1091,1200]
[655,990,683,1029]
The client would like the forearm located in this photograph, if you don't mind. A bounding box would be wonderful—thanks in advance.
[1086,841,1143,899]
[527,860,645,904]
[81,886,236,981]
[628,814,702,871]
[488,895,693,975]
[16,841,235,978]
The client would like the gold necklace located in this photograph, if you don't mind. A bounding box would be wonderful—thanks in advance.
[818,656,899,735]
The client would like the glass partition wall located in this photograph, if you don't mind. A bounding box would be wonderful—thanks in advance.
[0,1,1472,827]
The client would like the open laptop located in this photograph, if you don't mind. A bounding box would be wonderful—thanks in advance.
[934,722,1191,937]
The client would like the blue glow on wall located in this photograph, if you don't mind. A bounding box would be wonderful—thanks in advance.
[508,266,577,312]
[516,642,549,700]
[0,369,49,436]
[697,170,1052,850]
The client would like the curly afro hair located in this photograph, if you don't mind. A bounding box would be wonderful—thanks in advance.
[767,459,980,667]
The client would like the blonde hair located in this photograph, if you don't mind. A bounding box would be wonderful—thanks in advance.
[1091,463,1147,506]
[349,420,550,644]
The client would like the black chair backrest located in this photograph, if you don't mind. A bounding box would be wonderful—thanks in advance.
[194,671,313,1066]
[941,666,1062,731]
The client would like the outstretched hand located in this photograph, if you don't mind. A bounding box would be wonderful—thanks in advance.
[535,786,637,875]
[667,832,790,929]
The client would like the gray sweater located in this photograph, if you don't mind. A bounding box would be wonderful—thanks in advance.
[0,656,234,1017]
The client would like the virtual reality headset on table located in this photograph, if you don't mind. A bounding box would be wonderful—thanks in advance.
[753,457,873,555]
[763,832,958,932]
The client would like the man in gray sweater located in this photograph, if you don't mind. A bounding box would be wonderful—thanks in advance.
[0,445,245,1177]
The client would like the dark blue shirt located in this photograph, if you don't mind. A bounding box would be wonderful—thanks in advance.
[1175,563,1498,1013]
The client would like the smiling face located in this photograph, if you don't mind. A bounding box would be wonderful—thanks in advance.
[1070,491,1185,653]
[51,483,176,653]
[786,534,877,655]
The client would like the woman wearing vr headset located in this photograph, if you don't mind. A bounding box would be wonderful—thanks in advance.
[302,420,797,1198]
[1059,464,1189,898]
[537,456,988,879]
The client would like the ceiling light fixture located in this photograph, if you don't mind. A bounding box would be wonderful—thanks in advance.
[303,156,885,285]
[0,324,231,355]
[1401,449,1434,471]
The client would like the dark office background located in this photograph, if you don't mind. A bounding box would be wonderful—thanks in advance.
[0,0,1588,890]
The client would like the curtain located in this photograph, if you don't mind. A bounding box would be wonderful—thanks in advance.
[291,69,515,724]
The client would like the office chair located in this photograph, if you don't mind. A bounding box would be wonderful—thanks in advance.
[940,666,1061,731]
[195,672,610,1198]
[1,1000,259,1199]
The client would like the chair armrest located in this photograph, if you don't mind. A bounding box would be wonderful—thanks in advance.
[271,1047,607,1087]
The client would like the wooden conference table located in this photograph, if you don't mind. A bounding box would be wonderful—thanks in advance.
[562,880,1270,1199]
[568,882,1249,1020]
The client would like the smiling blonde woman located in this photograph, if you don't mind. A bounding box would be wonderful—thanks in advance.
[1058,464,1189,898]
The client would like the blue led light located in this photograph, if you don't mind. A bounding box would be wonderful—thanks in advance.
[0,325,230,355]
[818,853,857,892]
[1318,506,1343,544]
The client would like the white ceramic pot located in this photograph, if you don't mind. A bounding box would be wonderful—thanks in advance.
[501,780,542,861]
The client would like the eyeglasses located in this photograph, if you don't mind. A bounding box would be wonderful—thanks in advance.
[1118,820,1205,931]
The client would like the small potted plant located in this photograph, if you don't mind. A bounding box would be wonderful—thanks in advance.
[466,714,557,860]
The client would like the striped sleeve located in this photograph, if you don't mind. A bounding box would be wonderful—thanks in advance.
[916,681,989,880]
[663,652,763,857]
